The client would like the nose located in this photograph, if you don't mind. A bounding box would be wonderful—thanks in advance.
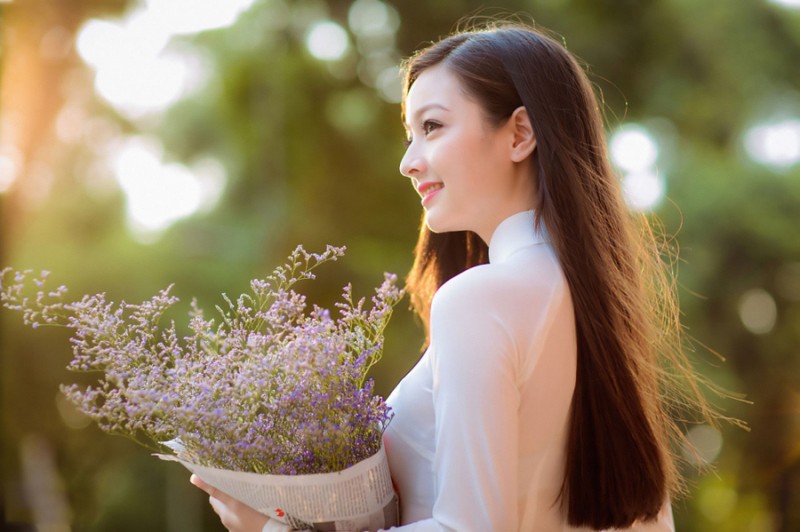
[399,143,426,178]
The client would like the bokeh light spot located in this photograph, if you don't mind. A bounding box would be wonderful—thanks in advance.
[622,171,665,212]
[143,0,257,35]
[0,145,21,193]
[375,66,402,103]
[348,0,400,37]
[684,424,723,465]
[76,3,234,119]
[40,26,73,60]
[76,19,131,70]
[769,0,800,8]
[110,137,226,242]
[55,393,91,430]
[305,21,350,61]
[744,118,800,168]
[610,124,659,173]
[738,288,778,334]
[94,53,187,118]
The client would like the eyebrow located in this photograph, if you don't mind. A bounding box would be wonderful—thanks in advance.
[404,103,450,129]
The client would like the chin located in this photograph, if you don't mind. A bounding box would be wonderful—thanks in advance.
[423,210,445,234]
[423,209,464,234]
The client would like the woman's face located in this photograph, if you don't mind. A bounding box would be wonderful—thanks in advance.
[399,64,536,243]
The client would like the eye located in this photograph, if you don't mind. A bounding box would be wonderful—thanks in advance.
[402,119,441,148]
[422,119,441,136]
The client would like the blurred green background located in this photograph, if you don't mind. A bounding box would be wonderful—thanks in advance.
[1,0,799,530]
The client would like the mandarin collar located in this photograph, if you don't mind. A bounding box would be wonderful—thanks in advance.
[488,210,549,264]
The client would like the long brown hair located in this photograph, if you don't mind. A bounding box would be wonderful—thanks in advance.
[402,22,720,529]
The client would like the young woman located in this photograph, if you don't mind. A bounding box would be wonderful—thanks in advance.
[192,21,717,531]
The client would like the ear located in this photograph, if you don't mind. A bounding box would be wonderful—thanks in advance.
[508,106,537,163]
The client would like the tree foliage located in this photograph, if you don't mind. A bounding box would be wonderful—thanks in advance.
[1,0,799,530]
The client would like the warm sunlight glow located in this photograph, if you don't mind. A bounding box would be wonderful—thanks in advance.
[95,52,188,118]
[305,21,350,61]
[76,19,135,69]
[76,0,251,118]
[143,0,256,35]
[0,145,21,193]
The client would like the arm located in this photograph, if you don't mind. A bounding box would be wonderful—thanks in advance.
[428,274,522,531]
[381,271,529,532]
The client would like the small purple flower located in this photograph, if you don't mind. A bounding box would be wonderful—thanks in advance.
[1,246,403,474]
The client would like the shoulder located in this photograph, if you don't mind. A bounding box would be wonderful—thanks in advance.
[431,245,567,323]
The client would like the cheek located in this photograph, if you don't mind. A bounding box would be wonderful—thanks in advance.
[429,131,484,179]
[449,139,499,194]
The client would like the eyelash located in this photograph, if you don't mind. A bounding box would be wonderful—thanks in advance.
[403,119,442,148]
[422,119,441,135]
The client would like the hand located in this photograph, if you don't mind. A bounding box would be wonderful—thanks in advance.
[190,474,284,532]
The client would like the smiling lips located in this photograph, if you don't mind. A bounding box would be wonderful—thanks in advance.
[417,182,444,206]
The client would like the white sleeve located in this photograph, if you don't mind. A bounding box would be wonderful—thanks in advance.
[261,519,297,532]
[382,270,548,532]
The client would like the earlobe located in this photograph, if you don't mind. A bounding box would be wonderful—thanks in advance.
[509,106,537,163]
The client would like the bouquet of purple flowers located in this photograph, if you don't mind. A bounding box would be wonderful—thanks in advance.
[1,245,403,530]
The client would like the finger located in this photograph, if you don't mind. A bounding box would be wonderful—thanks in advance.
[190,474,211,492]
[210,494,272,532]
[191,475,270,531]
[190,475,220,500]
[209,496,243,531]
[208,495,228,517]
[190,475,241,508]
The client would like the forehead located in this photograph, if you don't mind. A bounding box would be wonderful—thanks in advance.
[404,65,463,123]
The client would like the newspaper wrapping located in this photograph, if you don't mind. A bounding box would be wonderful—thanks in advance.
[157,444,399,532]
